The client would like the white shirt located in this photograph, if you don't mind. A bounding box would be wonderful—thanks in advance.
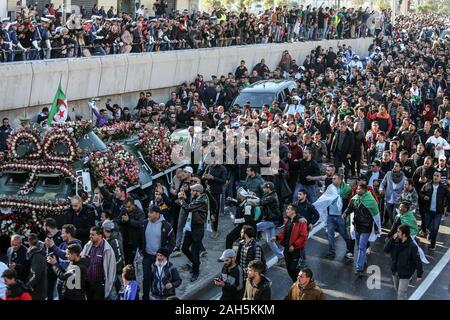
[286,103,304,116]
[425,136,450,158]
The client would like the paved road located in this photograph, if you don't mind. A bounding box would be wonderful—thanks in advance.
[194,214,450,300]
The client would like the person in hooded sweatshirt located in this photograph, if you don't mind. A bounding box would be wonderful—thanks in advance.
[47,244,89,300]
[242,260,271,300]
[1,269,33,300]
[25,234,47,300]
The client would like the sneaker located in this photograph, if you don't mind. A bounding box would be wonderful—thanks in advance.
[325,252,336,259]
[200,250,208,258]
[334,232,339,239]
[355,270,364,278]
[418,230,427,238]
[211,231,219,240]
[170,249,182,258]
[345,252,354,260]
[428,245,436,251]
[180,263,192,272]
[366,247,371,255]
[191,274,199,282]
[276,258,286,267]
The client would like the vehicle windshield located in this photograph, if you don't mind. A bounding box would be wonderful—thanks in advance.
[233,92,276,108]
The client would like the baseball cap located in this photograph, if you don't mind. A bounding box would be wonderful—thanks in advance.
[220,249,236,261]
[263,182,275,190]
[439,155,446,160]
[102,220,115,231]
[183,166,194,174]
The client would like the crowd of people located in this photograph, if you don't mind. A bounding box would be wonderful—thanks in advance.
[0,3,390,62]
[1,12,450,301]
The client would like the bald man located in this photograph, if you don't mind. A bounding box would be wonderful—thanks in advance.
[7,235,30,282]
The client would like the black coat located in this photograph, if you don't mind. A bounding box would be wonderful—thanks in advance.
[420,182,450,215]
[26,244,47,300]
[116,207,145,245]
[0,125,13,151]
[65,204,96,245]
[344,196,376,234]
[204,164,227,194]
[331,129,355,156]
[352,130,366,159]
[52,257,89,300]
[181,193,208,227]
[384,237,423,279]
[7,245,29,282]
[260,191,282,226]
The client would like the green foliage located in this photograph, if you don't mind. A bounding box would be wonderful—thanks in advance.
[374,0,391,11]
[416,0,450,14]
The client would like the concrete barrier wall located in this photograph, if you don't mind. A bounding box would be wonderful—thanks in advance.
[0,38,373,119]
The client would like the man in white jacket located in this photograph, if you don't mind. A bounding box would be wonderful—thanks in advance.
[81,226,116,300]
[426,128,450,160]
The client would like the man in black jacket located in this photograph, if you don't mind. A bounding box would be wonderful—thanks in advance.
[7,235,29,282]
[141,206,175,300]
[179,184,208,282]
[116,199,145,265]
[0,117,13,152]
[413,156,436,234]
[203,160,227,239]
[420,171,450,250]
[296,189,320,231]
[47,244,89,300]
[331,120,355,178]
[384,224,423,300]
[65,196,96,245]
[214,249,245,300]
[255,182,284,264]
[343,183,377,277]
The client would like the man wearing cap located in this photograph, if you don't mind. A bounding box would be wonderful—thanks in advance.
[102,220,124,296]
[179,183,208,282]
[214,249,244,300]
[141,205,175,300]
[173,166,194,253]
[1,18,14,62]
[147,248,182,300]
[32,17,51,60]
[255,182,285,265]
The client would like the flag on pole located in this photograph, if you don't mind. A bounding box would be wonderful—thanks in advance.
[48,83,68,125]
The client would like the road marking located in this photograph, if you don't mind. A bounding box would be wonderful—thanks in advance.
[409,246,450,300]
[309,221,325,238]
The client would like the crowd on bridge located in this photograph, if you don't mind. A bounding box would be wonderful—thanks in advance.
[1,12,450,301]
[0,2,392,62]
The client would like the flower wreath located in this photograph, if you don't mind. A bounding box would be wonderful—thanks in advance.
[43,129,78,163]
[8,130,43,160]
[88,143,139,191]
[0,210,45,237]
[96,121,137,141]
[54,120,93,140]
[0,197,70,214]
[138,126,174,172]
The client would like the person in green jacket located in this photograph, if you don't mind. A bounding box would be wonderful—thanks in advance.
[387,202,419,239]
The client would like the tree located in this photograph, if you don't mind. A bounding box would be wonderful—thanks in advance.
[417,0,450,14]
[374,0,390,11]
[351,0,366,7]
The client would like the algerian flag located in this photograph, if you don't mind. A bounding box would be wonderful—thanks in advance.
[349,191,381,242]
[48,83,68,125]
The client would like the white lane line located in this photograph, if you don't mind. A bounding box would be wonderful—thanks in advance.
[409,246,450,300]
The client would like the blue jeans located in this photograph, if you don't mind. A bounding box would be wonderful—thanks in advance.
[293,183,316,203]
[426,211,442,247]
[355,231,370,271]
[142,253,156,300]
[257,221,284,259]
[327,215,349,254]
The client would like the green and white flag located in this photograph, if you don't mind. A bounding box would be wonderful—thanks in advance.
[350,191,381,242]
[48,83,68,125]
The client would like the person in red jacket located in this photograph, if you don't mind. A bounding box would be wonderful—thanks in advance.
[368,106,393,136]
[1,269,32,300]
[272,204,308,282]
